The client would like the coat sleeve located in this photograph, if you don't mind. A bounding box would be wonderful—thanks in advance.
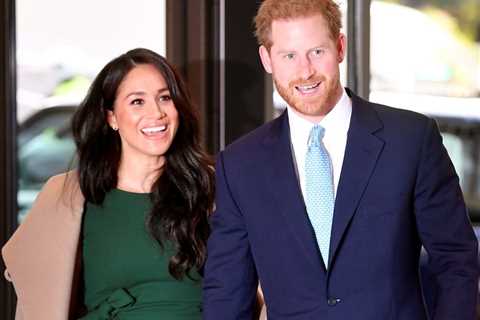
[3,269,22,320]
[3,267,25,320]
[1,171,84,320]
[15,301,24,320]
[414,118,479,320]
[202,151,258,319]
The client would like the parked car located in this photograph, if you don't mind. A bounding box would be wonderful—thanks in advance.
[17,105,77,222]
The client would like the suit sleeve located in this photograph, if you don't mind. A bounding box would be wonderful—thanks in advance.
[414,118,479,320]
[203,151,258,319]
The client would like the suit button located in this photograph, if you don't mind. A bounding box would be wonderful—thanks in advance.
[327,298,341,306]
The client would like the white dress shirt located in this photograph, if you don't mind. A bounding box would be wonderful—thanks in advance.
[287,88,352,200]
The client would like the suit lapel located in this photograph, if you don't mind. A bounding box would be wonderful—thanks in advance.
[263,112,325,270]
[328,92,384,269]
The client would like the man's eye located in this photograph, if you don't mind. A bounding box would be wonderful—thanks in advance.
[313,49,324,56]
[285,53,295,60]
[131,98,144,105]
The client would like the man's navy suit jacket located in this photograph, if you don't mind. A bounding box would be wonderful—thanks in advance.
[203,89,479,320]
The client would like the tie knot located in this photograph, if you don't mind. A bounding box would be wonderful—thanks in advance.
[308,125,325,147]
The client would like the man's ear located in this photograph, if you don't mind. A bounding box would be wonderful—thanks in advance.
[337,33,346,63]
[259,45,273,74]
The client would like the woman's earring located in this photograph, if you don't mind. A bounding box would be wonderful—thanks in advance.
[112,125,118,131]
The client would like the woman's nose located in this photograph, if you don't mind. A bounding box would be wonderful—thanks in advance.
[150,102,166,118]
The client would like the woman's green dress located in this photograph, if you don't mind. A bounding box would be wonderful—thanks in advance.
[80,189,202,320]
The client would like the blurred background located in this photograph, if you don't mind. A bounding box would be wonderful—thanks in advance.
[0,0,479,317]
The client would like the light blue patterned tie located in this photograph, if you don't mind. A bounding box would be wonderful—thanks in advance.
[305,125,334,267]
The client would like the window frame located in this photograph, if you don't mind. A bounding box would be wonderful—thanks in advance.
[0,0,18,317]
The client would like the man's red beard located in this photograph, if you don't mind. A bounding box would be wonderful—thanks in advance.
[274,75,340,118]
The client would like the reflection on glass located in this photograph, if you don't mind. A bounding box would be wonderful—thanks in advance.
[16,0,166,223]
[370,0,480,221]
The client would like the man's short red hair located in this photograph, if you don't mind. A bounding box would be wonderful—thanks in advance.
[254,0,342,49]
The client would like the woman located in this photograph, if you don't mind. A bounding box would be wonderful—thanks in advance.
[2,48,215,319]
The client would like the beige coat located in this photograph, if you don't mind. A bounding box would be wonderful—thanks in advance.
[2,172,85,320]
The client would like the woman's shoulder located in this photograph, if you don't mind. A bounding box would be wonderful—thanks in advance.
[31,170,84,217]
[44,170,78,190]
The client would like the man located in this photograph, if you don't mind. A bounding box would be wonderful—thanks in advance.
[203,0,479,319]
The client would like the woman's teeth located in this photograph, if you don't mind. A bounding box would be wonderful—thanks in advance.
[141,125,167,134]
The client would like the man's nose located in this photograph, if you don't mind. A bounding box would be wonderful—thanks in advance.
[298,56,314,80]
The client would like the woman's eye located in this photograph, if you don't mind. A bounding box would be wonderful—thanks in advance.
[285,53,295,60]
[159,95,171,102]
[131,98,144,105]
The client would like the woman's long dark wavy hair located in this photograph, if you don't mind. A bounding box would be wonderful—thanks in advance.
[71,48,215,279]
